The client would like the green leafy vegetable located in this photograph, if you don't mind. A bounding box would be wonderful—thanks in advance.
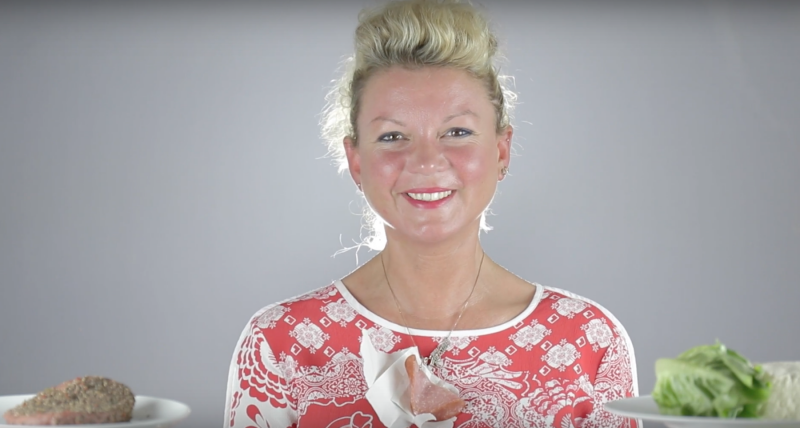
[652,341,772,418]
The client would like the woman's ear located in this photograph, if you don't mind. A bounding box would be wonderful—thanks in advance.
[497,126,512,178]
[344,136,362,190]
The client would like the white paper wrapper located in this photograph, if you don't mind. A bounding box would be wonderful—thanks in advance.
[360,329,461,428]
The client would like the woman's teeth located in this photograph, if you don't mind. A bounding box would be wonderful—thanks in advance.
[407,191,452,202]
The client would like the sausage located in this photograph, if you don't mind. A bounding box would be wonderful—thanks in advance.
[405,355,465,421]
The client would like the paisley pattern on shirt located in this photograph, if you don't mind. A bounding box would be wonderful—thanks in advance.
[224,283,639,428]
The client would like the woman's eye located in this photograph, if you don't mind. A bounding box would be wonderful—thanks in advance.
[446,128,474,138]
[378,132,404,143]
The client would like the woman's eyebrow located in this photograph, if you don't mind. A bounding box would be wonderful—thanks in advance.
[370,116,406,127]
[443,109,478,123]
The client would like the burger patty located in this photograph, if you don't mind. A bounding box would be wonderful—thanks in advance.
[3,376,135,425]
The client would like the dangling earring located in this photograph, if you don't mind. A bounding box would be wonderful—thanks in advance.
[357,183,362,192]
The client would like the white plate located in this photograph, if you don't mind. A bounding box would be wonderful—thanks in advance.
[605,395,800,428]
[0,395,190,428]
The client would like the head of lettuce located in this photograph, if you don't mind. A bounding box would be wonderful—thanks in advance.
[652,342,772,418]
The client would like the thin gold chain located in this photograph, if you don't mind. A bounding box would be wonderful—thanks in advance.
[380,250,485,368]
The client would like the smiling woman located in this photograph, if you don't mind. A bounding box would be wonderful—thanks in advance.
[345,66,510,247]
[223,1,639,427]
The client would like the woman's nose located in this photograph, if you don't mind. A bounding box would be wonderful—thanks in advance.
[407,137,447,174]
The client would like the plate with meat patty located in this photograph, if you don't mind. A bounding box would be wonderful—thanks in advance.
[0,376,190,427]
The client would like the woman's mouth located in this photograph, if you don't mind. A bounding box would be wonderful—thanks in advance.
[406,190,453,202]
[402,189,455,208]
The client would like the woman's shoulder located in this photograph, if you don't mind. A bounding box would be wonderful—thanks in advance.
[528,283,633,340]
[244,282,346,328]
[233,281,370,369]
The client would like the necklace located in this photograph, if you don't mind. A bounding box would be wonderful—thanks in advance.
[380,251,485,369]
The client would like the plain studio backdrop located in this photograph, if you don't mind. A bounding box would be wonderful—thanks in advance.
[1,1,798,427]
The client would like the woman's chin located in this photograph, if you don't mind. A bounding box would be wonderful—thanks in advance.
[389,223,476,245]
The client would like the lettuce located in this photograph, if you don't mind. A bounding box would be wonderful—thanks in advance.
[652,342,772,418]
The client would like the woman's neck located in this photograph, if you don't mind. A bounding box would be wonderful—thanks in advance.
[378,232,488,323]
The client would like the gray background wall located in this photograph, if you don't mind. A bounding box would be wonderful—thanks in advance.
[1,1,798,427]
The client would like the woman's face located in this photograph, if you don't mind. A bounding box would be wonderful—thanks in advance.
[345,66,512,245]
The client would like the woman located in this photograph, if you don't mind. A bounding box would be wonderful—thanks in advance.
[224,1,638,427]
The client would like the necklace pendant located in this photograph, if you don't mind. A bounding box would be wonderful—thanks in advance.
[427,338,450,368]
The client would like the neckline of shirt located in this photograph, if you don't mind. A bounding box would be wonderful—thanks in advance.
[332,279,545,337]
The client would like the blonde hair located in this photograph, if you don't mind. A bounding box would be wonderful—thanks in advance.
[322,0,516,253]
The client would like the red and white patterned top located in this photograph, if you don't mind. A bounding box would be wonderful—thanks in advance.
[224,281,639,428]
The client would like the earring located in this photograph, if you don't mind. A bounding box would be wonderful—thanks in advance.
[357,183,362,192]
[501,166,509,177]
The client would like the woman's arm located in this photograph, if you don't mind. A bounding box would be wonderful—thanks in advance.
[580,324,640,428]
[223,308,297,428]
